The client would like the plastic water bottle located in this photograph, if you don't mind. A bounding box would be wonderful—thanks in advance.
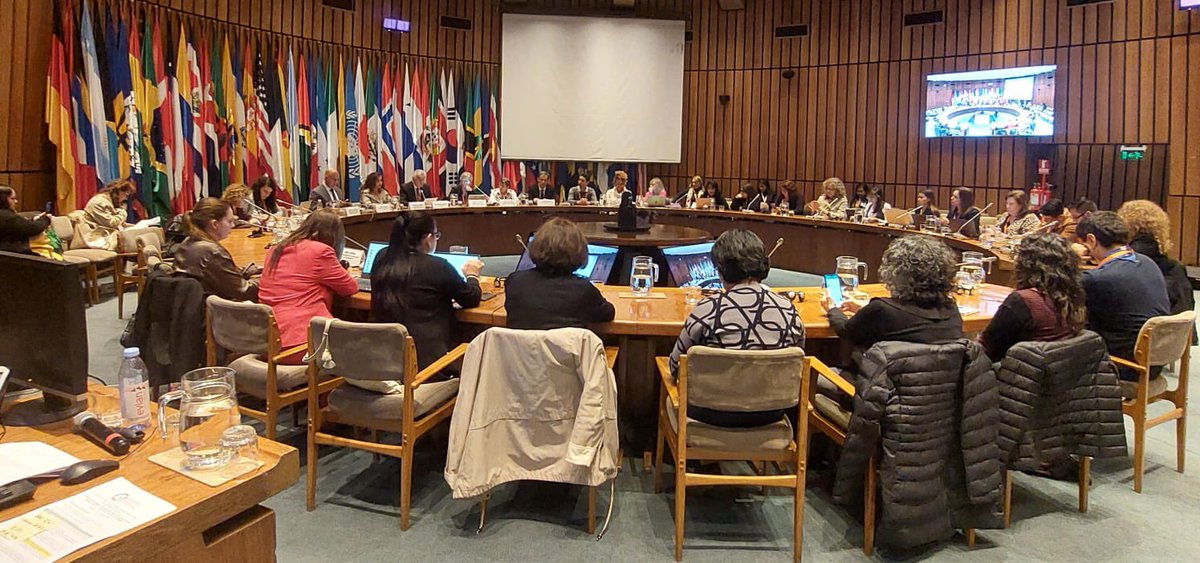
[118,347,151,430]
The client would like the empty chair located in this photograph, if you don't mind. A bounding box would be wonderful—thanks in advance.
[50,215,117,304]
[994,331,1127,520]
[654,346,810,562]
[1109,311,1196,493]
[115,227,165,318]
[445,327,619,538]
[810,340,1003,555]
[304,318,466,530]
[205,295,332,439]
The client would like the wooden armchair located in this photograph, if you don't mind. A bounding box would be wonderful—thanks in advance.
[653,347,810,562]
[115,227,165,318]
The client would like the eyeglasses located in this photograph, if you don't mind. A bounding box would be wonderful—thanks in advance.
[432,231,442,240]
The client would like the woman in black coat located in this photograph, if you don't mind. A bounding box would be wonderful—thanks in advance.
[0,186,51,255]
[504,218,615,330]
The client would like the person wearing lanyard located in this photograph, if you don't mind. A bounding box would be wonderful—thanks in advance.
[1076,211,1170,380]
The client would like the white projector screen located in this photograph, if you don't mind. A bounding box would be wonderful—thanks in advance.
[501,13,685,163]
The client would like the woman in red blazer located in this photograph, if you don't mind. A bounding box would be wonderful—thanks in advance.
[259,210,359,363]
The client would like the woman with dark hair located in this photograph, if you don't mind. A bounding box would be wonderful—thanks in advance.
[861,185,892,222]
[948,187,982,236]
[505,218,615,330]
[757,179,773,203]
[979,233,1086,362]
[251,176,279,215]
[79,179,137,250]
[668,229,805,428]
[699,179,727,210]
[174,197,259,301]
[769,180,802,212]
[998,189,1041,236]
[821,235,963,365]
[259,210,359,361]
[849,183,870,212]
[730,182,767,213]
[359,172,389,206]
[0,186,51,255]
[371,212,483,369]
[914,189,940,217]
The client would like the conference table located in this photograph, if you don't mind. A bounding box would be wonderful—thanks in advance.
[0,385,299,560]
[224,205,1014,446]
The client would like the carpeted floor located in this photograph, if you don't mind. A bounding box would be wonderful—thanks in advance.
[85,282,1200,561]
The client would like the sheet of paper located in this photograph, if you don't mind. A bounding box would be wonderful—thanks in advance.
[0,477,175,563]
[0,443,81,487]
[130,217,161,230]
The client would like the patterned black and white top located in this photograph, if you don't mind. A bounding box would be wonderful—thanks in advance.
[669,283,806,376]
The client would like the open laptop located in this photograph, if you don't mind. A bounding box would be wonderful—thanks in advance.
[357,241,389,292]
[663,242,721,289]
[514,235,619,283]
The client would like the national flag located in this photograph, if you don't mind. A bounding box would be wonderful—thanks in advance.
[439,70,460,193]
[185,28,205,203]
[379,65,399,194]
[363,61,380,182]
[484,79,500,191]
[241,38,261,181]
[169,22,194,213]
[294,51,312,203]
[461,78,478,187]
[430,70,446,197]
[254,41,282,186]
[220,36,240,186]
[45,0,78,212]
[146,15,172,218]
[104,12,135,183]
[344,57,362,200]
[203,31,224,196]
[80,2,116,186]
[401,64,425,183]
[285,48,300,200]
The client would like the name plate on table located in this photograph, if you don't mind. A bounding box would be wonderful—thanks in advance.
[536,199,556,207]
[467,195,488,208]
[408,201,427,210]
[498,200,518,207]
[431,200,450,209]
[372,204,394,213]
[343,206,363,217]
[341,248,365,269]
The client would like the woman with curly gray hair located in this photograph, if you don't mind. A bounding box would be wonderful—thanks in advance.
[821,235,964,366]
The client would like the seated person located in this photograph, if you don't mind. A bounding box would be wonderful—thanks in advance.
[258,210,359,363]
[601,171,632,207]
[641,177,669,204]
[400,170,433,204]
[669,229,806,428]
[505,218,615,330]
[769,180,802,212]
[696,179,728,210]
[913,189,940,217]
[220,183,253,222]
[0,186,51,255]
[489,178,519,203]
[79,179,137,251]
[805,177,848,219]
[997,190,1041,236]
[730,182,768,212]
[979,233,1085,362]
[1037,198,1076,239]
[1118,200,1195,318]
[567,174,599,205]
[820,235,963,373]
[526,171,557,201]
[849,183,870,214]
[309,169,345,208]
[860,185,891,222]
[1069,197,1097,224]
[1076,211,1170,380]
[448,172,478,202]
[359,172,390,206]
[251,176,280,215]
[676,175,703,207]
[947,186,982,228]
[174,197,260,301]
[370,212,483,369]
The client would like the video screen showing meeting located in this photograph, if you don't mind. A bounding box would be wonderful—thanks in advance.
[663,242,720,289]
[515,237,618,283]
[924,65,1056,138]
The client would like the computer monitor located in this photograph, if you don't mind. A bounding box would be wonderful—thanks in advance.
[432,251,483,280]
[514,236,619,283]
[361,241,389,276]
[663,242,721,288]
[0,251,89,426]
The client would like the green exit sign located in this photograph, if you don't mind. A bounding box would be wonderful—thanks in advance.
[1120,145,1146,160]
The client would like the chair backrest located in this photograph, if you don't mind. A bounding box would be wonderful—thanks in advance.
[1135,311,1197,367]
[206,295,274,355]
[978,215,997,228]
[142,244,164,269]
[119,227,163,253]
[684,346,806,412]
[308,317,410,380]
[50,215,74,241]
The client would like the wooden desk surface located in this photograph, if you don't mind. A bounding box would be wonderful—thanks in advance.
[574,221,712,247]
[0,386,299,561]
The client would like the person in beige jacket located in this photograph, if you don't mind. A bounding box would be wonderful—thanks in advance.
[76,179,137,251]
[444,327,619,499]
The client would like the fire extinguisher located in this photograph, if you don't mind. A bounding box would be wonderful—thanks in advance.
[1030,183,1050,208]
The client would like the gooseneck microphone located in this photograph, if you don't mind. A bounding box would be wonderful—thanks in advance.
[515,234,529,252]
[73,411,131,455]
[952,202,995,236]
[767,237,785,258]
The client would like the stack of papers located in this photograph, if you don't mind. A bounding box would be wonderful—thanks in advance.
[0,443,81,487]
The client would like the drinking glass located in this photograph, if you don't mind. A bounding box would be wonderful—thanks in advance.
[630,256,659,296]
[158,368,240,471]
[684,287,702,306]
[219,425,261,477]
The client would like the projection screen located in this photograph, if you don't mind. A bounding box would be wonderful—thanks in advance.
[500,13,685,162]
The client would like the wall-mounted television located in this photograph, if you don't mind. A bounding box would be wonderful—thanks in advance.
[924,65,1056,138]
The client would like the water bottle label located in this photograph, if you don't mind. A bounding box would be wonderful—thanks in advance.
[121,380,151,422]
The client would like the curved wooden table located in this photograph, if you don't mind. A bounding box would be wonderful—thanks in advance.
[574,222,712,247]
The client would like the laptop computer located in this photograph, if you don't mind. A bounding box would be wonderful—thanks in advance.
[514,235,619,283]
[663,242,721,289]
[357,241,389,292]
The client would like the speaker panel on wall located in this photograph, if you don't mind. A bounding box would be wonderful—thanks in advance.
[904,10,944,26]
[441,16,473,31]
[322,0,354,11]
[774,24,809,39]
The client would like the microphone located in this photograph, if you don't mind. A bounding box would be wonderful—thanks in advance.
[73,411,131,455]
[244,200,275,217]
[767,237,785,258]
[1027,220,1059,235]
[344,235,367,251]
[515,234,529,252]
[952,202,994,236]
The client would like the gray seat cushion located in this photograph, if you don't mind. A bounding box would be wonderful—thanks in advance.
[812,394,851,429]
[1120,375,1170,401]
[666,397,793,451]
[63,248,117,262]
[326,379,460,426]
[229,355,310,398]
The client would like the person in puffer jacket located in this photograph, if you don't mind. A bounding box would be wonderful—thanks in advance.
[833,339,1004,553]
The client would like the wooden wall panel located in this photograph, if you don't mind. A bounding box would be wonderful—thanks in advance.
[0,0,55,210]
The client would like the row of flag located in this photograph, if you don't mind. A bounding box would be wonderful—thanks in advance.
[45,0,504,218]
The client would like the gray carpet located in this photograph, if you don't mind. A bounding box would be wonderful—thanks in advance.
[86,288,1200,561]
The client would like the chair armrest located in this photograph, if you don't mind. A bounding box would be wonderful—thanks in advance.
[272,344,308,364]
[811,356,855,396]
[654,357,679,408]
[412,343,469,387]
[604,346,619,370]
[1109,355,1148,375]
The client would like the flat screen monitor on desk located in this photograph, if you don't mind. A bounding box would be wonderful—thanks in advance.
[514,237,619,283]
[0,251,89,426]
[663,242,721,289]
[361,241,389,276]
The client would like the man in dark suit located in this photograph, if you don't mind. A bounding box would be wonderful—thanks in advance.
[400,170,432,204]
[526,171,556,201]
[309,169,344,208]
